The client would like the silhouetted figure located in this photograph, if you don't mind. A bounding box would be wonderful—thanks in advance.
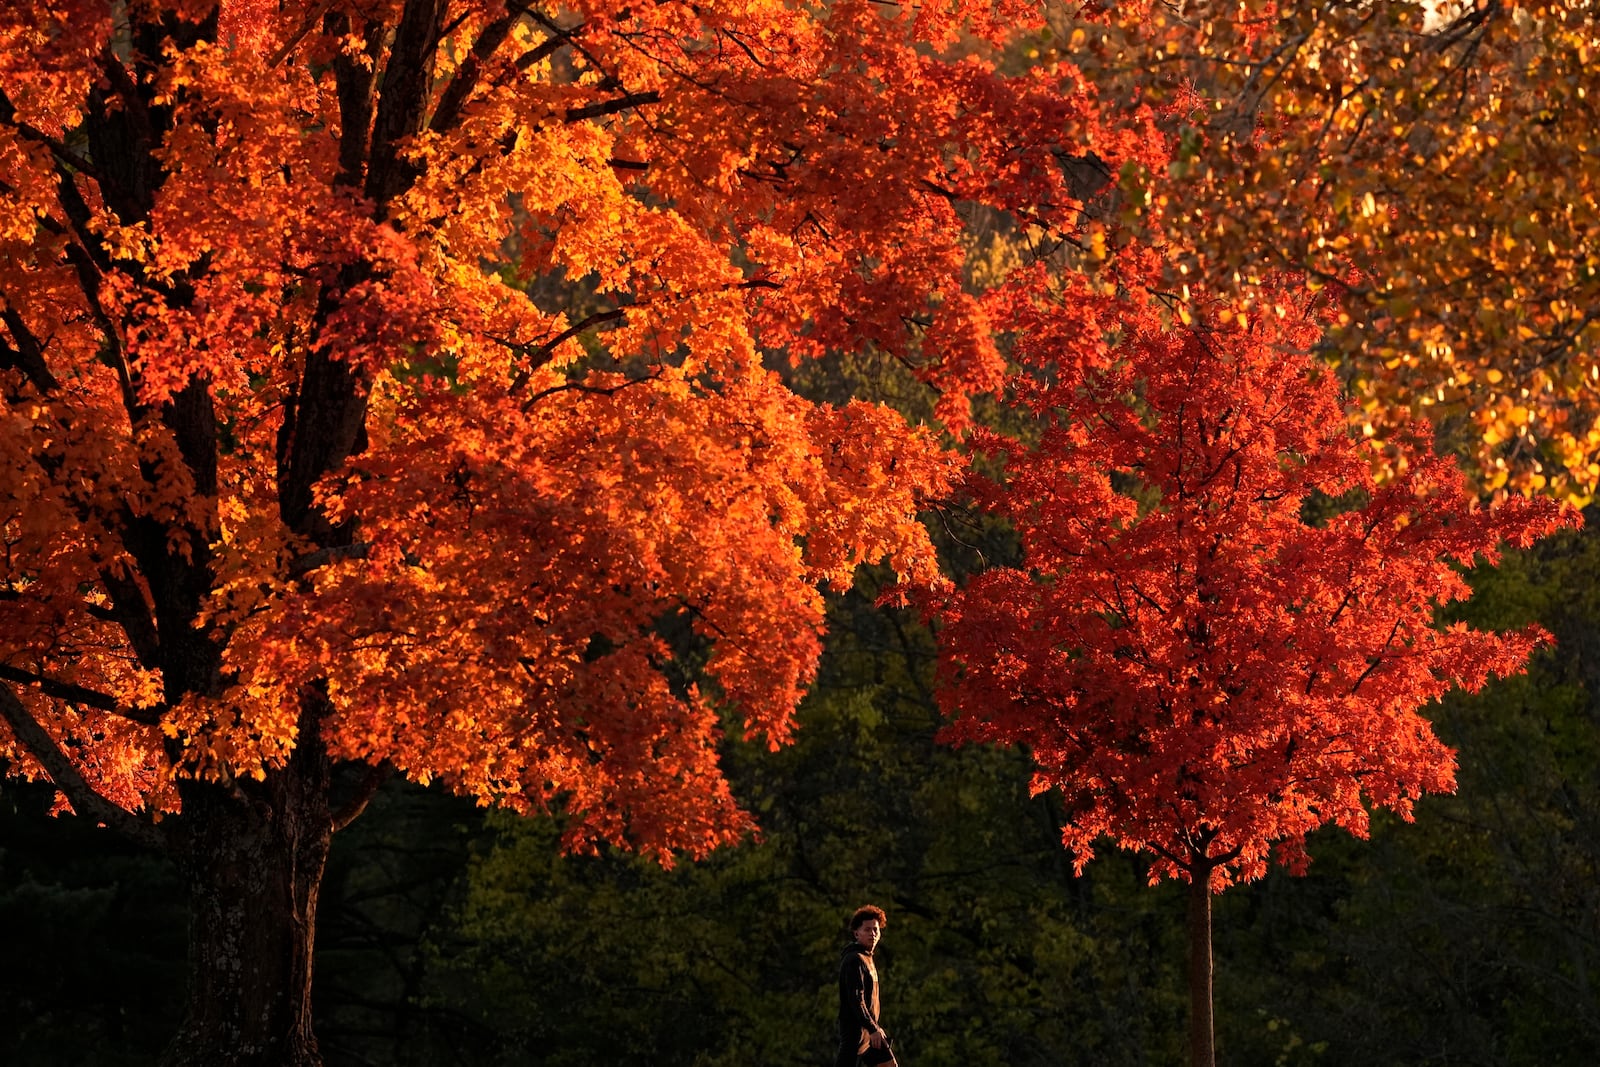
[836,904,896,1066]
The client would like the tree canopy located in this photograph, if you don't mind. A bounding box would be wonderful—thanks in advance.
[920,268,1575,1062]
[3,2,1597,1063]
[0,2,1166,1061]
[1057,0,1600,500]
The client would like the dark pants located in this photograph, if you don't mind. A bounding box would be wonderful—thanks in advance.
[835,1030,895,1067]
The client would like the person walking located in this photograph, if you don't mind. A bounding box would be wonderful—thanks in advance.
[835,904,897,1066]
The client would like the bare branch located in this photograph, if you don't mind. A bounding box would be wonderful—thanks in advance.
[332,762,393,832]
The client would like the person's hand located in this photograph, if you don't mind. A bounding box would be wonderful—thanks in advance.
[869,1030,886,1049]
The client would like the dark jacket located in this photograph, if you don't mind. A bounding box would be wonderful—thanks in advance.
[837,941,882,1039]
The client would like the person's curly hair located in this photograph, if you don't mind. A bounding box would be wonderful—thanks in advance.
[848,904,887,933]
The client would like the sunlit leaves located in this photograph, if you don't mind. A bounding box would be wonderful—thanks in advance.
[923,272,1576,890]
[0,1,1146,862]
[1072,1,1600,502]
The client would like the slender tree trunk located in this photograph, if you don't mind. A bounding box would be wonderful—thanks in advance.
[162,740,333,1067]
[1187,860,1216,1067]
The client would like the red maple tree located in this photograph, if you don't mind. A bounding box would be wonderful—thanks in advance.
[923,274,1577,1065]
[0,2,1161,1062]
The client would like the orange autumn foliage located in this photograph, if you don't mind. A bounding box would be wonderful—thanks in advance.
[0,2,1159,865]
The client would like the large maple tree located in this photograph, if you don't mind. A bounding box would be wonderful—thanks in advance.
[923,271,1575,1065]
[0,2,1161,1062]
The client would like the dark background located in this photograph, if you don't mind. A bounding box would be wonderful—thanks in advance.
[4,518,1598,1066]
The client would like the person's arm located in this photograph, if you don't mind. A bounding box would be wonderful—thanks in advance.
[839,957,882,1036]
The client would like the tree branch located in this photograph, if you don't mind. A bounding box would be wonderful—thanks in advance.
[530,11,619,88]
[0,665,163,726]
[97,566,162,667]
[267,0,338,68]
[0,304,60,394]
[498,278,775,396]
[0,681,162,847]
[367,0,451,209]
[515,22,584,71]
[503,307,629,396]
[431,1,538,133]
[329,12,386,190]
[0,87,104,183]
[564,90,661,123]
[288,541,372,579]
[519,369,661,413]
[332,762,393,832]
[1349,616,1404,695]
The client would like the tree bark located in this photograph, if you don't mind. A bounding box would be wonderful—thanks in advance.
[161,734,333,1067]
[1187,860,1216,1067]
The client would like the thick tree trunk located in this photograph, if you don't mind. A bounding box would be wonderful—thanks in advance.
[162,743,333,1067]
[1187,861,1216,1067]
